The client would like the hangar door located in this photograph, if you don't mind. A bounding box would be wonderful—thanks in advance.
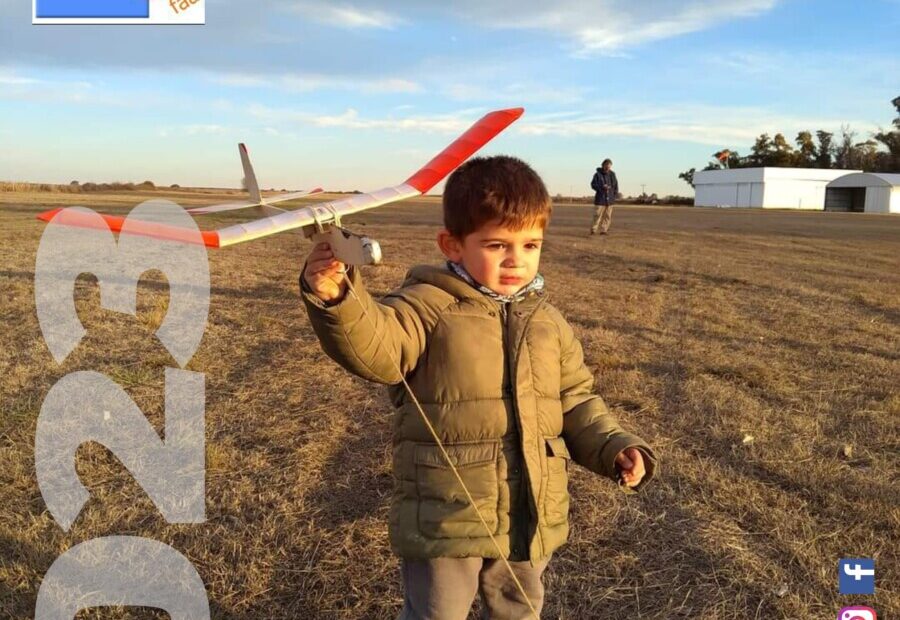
[735,183,762,207]
[825,187,865,212]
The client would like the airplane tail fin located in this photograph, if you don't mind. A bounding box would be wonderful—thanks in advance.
[238,143,263,204]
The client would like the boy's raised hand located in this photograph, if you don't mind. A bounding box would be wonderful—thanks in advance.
[614,447,646,488]
[303,242,348,303]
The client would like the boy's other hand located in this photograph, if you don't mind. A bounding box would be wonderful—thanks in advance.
[614,447,646,488]
[303,242,348,303]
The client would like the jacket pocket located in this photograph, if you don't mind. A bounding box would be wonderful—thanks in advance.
[543,436,571,526]
[415,441,500,539]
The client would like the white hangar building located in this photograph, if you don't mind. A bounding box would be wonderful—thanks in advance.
[693,167,860,210]
[825,173,900,214]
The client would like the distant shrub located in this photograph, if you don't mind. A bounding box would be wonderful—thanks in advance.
[550,195,592,204]
[170,184,180,188]
[0,179,170,194]
[663,195,694,206]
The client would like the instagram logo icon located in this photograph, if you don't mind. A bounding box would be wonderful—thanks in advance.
[839,606,876,620]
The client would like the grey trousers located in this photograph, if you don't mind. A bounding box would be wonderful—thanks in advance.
[591,203,613,233]
[397,556,551,620]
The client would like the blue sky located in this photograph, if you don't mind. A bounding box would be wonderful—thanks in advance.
[2,0,898,196]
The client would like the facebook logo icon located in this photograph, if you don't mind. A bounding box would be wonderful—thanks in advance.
[33,0,204,24]
[839,559,875,595]
[36,1,149,18]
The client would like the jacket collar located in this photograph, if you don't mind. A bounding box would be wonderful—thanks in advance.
[445,261,544,304]
[401,263,547,309]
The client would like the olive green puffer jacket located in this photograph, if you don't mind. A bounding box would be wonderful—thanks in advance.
[301,264,657,562]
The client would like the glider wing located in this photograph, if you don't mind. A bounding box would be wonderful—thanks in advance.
[36,107,524,248]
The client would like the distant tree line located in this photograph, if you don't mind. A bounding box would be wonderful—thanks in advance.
[0,180,160,193]
[679,96,900,187]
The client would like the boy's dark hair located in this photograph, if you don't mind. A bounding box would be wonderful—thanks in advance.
[442,155,551,239]
[602,158,612,166]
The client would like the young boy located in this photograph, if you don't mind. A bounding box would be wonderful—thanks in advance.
[300,156,657,619]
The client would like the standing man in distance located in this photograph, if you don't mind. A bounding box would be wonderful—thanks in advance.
[590,158,618,236]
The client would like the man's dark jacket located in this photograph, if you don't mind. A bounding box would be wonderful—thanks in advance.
[591,169,618,206]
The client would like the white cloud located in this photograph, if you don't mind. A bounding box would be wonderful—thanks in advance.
[520,104,881,147]
[0,71,40,85]
[362,77,421,94]
[244,101,883,147]
[156,124,233,138]
[402,55,591,105]
[442,82,489,101]
[0,0,781,77]
[213,73,267,88]
[247,105,486,133]
[0,68,94,90]
[706,51,772,75]
[288,1,403,29]
[327,0,779,54]
[704,50,900,90]
[0,70,111,105]
[185,124,228,135]
[244,102,881,148]
[440,80,587,105]
[309,108,472,132]
[569,0,778,54]
[208,71,421,94]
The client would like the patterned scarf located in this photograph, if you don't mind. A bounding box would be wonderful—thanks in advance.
[447,261,545,304]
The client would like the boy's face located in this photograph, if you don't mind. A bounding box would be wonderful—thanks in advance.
[438,220,544,296]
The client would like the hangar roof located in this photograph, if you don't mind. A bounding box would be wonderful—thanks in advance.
[828,172,900,188]
[694,167,861,185]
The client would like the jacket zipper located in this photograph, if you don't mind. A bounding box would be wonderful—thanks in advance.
[499,302,511,396]
[502,300,535,559]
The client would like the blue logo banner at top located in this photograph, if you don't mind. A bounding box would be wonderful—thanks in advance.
[36,0,150,18]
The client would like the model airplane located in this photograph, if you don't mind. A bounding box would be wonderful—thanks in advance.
[36,107,524,265]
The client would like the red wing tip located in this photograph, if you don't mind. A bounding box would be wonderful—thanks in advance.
[37,206,219,248]
[36,208,64,222]
[202,231,220,248]
[498,107,524,118]
[403,106,525,194]
[239,143,247,152]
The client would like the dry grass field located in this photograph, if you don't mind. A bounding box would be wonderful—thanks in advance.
[1,188,898,619]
